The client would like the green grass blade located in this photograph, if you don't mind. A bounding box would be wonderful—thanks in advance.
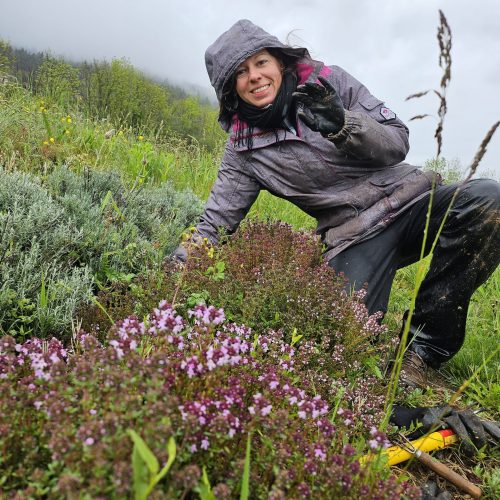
[131,444,149,500]
[127,429,159,475]
[195,466,216,500]
[240,432,252,500]
[146,435,177,495]
[40,271,48,308]
[89,295,114,325]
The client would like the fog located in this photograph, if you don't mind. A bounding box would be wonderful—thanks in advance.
[1,0,499,174]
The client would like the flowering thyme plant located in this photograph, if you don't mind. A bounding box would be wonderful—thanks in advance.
[0,302,418,498]
[81,221,395,376]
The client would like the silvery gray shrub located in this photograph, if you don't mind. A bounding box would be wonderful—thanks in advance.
[0,166,202,339]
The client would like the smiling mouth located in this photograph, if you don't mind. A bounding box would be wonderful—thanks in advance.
[251,84,270,94]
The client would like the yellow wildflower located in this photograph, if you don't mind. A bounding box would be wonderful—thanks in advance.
[66,117,72,124]
[207,247,214,259]
[138,135,144,141]
[65,130,70,135]
[118,130,124,136]
[43,141,49,145]
[49,137,55,143]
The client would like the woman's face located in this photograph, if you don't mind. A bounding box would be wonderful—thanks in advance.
[234,49,283,108]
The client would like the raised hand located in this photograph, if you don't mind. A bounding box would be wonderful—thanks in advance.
[293,75,345,137]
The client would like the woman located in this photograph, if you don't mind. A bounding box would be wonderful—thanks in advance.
[174,19,500,391]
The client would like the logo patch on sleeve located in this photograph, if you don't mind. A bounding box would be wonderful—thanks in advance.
[380,107,396,120]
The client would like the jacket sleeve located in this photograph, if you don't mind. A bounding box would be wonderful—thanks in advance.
[194,142,260,244]
[324,65,410,166]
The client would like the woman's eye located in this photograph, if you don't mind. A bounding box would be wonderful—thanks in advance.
[235,68,247,78]
[257,59,268,66]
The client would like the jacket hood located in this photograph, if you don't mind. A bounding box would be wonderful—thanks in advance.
[205,19,309,102]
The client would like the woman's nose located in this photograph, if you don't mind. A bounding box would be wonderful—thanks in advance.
[248,66,261,81]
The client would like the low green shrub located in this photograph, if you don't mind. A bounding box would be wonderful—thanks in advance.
[0,166,202,339]
[0,303,419,498]
[80,220,394,379]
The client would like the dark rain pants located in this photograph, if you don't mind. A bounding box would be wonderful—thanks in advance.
[328,179,500,368]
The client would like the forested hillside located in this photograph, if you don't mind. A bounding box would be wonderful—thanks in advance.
[0,40,225,150]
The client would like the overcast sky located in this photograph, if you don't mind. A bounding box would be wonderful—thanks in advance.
[1,0,499,175]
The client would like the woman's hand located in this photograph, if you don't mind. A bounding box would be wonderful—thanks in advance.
[391,405,500,457]
[293,76,345,137]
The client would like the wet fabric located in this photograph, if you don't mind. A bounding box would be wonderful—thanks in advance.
[328,179,500,367]
[189,55,440,261]
[172,19,443,263]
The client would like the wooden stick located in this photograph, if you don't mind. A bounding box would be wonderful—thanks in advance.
[413,448,482,499]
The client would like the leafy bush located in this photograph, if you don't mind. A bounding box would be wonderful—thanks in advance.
[81,221,393,378]
[0,303,419,498]
[0,166,202,339]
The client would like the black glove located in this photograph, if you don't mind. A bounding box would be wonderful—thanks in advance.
[292,75,345,137]
[390,405,500,456]
[171,244,188,265]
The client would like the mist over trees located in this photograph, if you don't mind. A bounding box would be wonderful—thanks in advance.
[0,40,225,150]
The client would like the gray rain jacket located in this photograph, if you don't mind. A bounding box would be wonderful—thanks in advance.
[177,19,439,262]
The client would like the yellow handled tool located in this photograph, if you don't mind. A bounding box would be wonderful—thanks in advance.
[384,428,458,466]
[361,429,482,499]
[360,429,458,466]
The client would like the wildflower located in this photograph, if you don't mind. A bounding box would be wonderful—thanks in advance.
[261,404,272,416]
[118,130,123,136]
[350,461,360,474]
[314,444,327,461]
[34,401,43,410]
[66,116,72,123]
[138,135,144,141]
[49,137,55,143]
[368,427,390,449]
[84,437,95,446]
[341,474,352,491]
[342,444,356,456]
[43,141,49,145]
[189,304,225,326]
[297,483,311,497]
